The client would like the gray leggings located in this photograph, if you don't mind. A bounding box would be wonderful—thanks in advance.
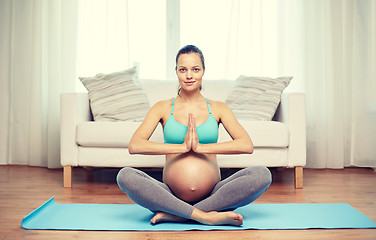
[117,166,272,219]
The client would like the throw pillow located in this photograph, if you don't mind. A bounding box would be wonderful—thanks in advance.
[80,67,150,121]
[225,75,292,120]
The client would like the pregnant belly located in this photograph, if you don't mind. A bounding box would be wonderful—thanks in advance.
[163,152,220,203]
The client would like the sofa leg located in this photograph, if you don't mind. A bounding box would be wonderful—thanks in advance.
[294,166,303,189]
[64,166,72,188]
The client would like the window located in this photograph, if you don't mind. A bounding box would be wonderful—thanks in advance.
[128,0,166,79]
[76,0,295,90]
[76,0,166,91]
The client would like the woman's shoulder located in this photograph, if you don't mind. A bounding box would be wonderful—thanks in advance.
[207,99,229,110]
[207,99,233,120]
[149,98,174,113]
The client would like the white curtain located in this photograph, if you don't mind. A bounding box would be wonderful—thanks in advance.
[303,0,376,168]
[0,0,78,168]
[1,0,375,169]
[220,0,376,168]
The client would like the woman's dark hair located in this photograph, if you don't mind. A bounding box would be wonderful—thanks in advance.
[176,45,205,95]
[176,45,205,70]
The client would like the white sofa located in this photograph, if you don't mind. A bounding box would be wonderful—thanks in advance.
[60,79,306,188]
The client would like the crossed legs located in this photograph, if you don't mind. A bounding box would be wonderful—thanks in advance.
[116,166,271,226]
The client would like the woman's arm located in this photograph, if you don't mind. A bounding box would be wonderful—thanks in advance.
[193,101,254,155]
[128,101,188,155]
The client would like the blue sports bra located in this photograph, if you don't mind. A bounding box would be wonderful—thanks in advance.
[163,97,219,144]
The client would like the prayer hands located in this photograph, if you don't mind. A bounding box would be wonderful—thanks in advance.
[184,113,200,152]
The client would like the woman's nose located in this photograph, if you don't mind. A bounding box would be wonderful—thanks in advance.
[186,70,193,79]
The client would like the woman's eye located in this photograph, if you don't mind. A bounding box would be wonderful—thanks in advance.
[179,69,186,72]
[194,68,200,72]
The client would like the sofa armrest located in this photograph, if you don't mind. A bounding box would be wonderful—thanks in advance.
[274,92,306,167]
[60,93,92,166]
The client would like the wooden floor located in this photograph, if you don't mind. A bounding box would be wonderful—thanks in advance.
[0,166,375,240]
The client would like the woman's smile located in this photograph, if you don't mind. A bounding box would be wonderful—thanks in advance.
[184,81,196,86]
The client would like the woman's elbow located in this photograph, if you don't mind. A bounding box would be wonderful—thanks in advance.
[248,145,254,154]
[244,144,253,154]
[236,137,253,154]
[245,139,254,154]
[128,140,138,154]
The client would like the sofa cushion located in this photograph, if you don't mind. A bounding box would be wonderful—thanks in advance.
[76,122,165,147]
[76,121,289,148]
[79,67,150,122]
[225,75,292,121]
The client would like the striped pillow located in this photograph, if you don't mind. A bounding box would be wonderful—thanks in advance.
[225,76,292,121]
[79,67,150,122]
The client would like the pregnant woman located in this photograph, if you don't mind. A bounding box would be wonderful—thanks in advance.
[117,45,271,226]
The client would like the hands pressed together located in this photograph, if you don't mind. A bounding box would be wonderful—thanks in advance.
[183,113,201,153]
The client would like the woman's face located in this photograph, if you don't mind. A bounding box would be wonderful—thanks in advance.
[176,53,205,93]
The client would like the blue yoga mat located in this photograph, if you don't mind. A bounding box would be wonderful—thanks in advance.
[21,197,376,231]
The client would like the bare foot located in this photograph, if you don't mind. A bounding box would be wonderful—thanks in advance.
[150,212,187,225]
[201,211,243,226]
